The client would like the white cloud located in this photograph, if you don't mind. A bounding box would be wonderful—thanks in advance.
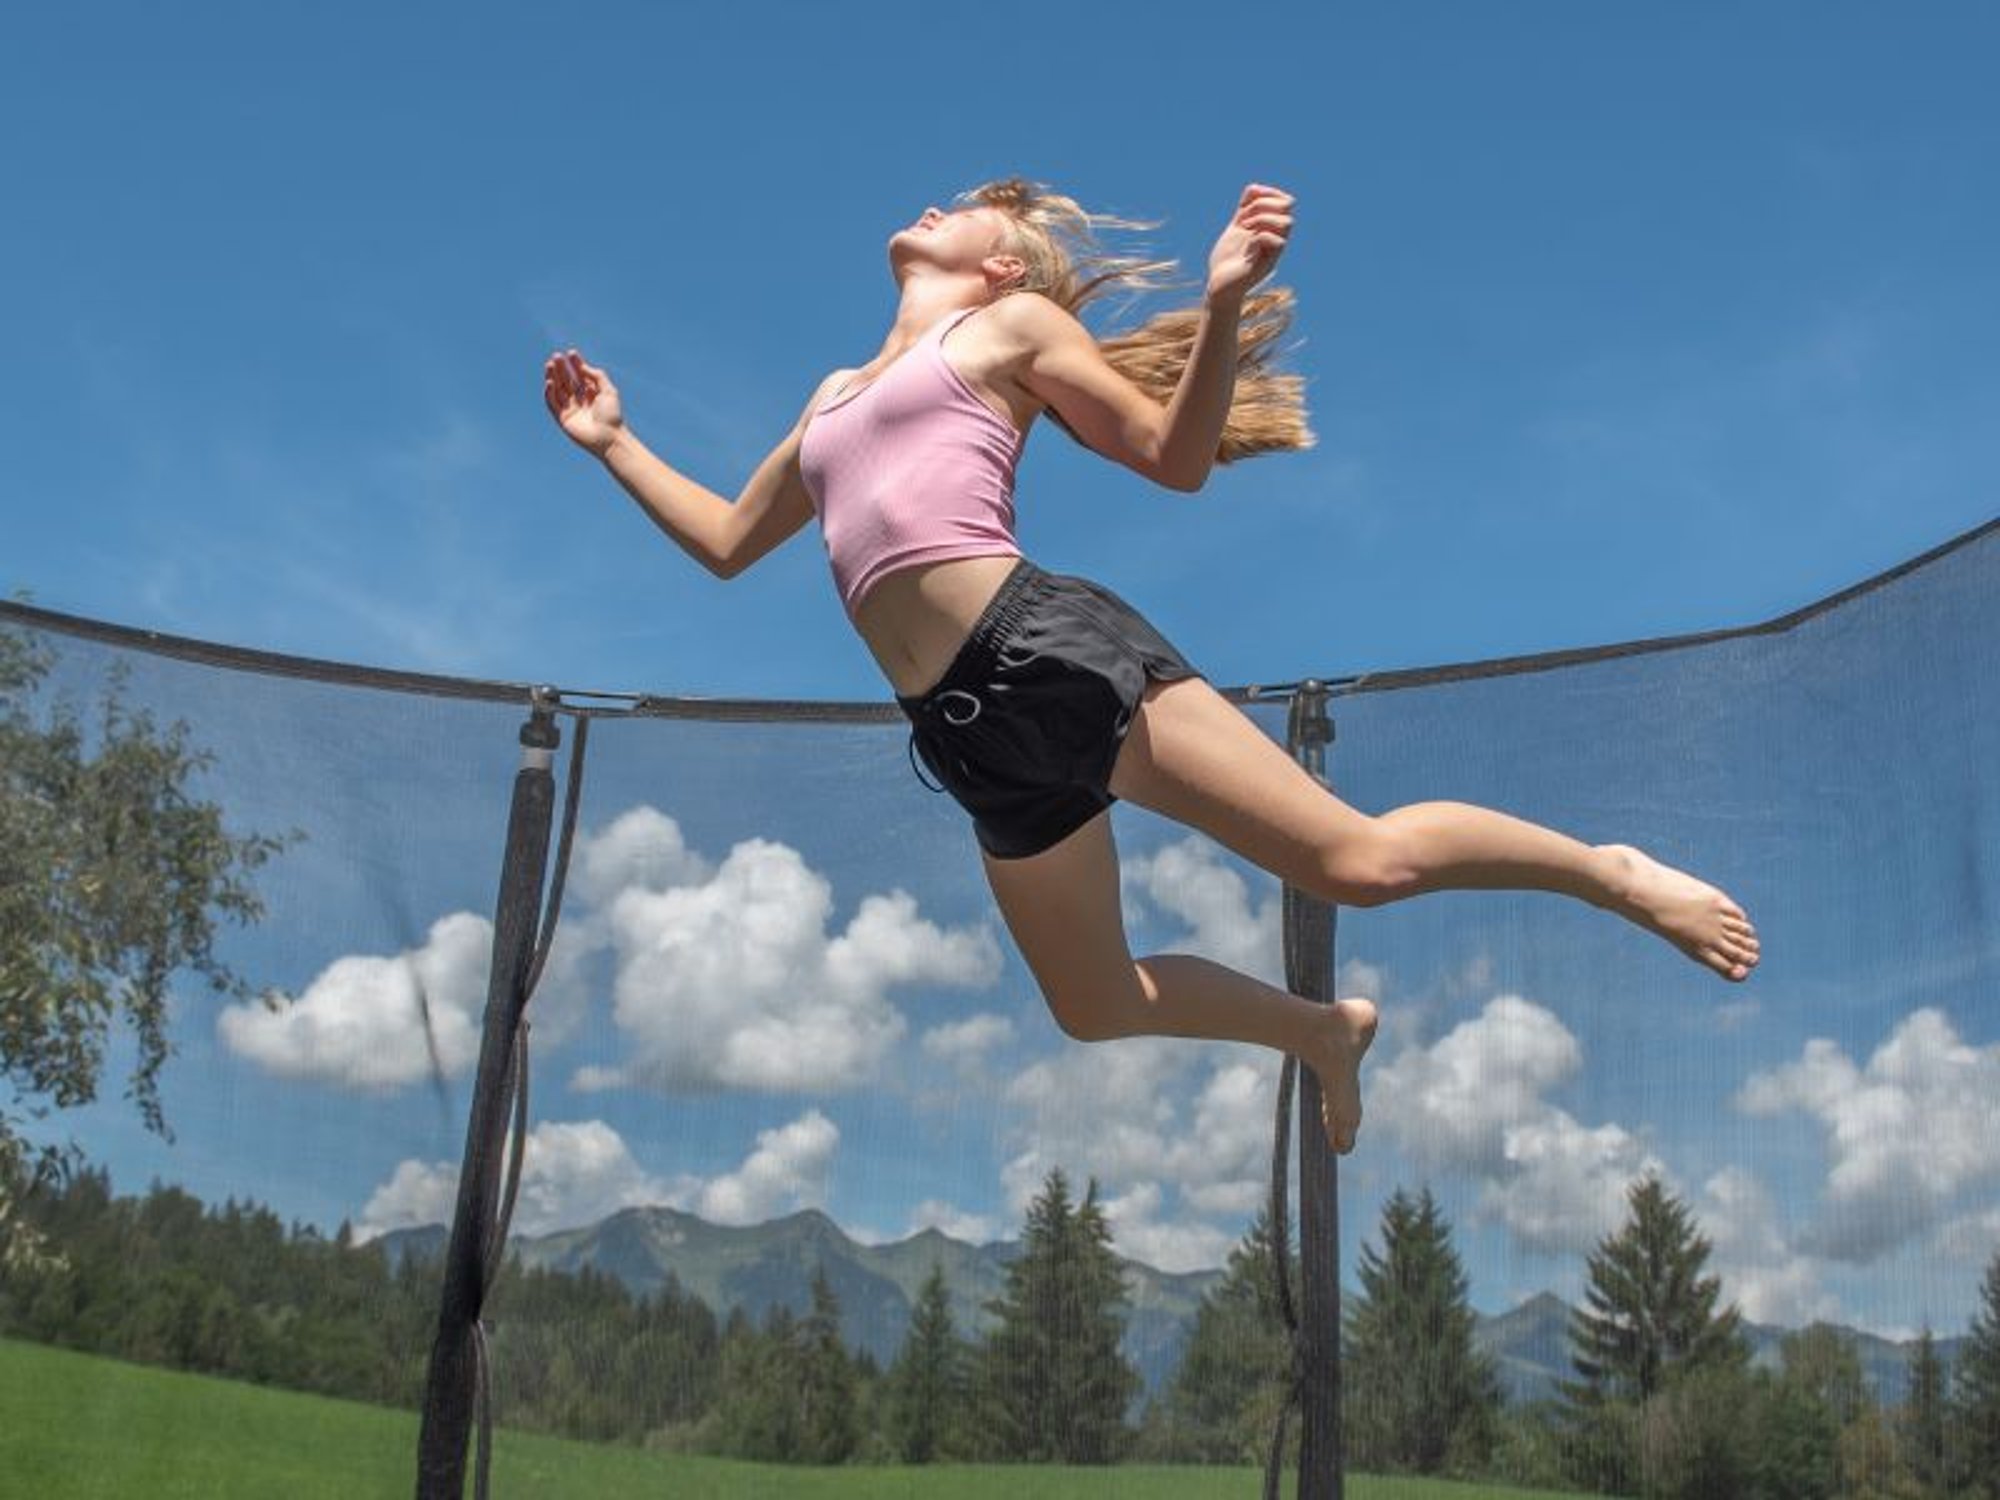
[1938,1206,2000,1265]
[1696,1166,1837,1328]
[225,806,996,1099]
[921,1013,1016,1069]
[587,835,1002,1094]
[693,1110,840,1225]
[1371,995,1664,1255]
[1736,1008,2000,1263]
[220,912,491,1089]
[355,1159,459,1242]
[570,804,711,911]
[1340,959,1388,1002]
[996,1038,1281,1271]
[905,1199,1001,1245]
[354,1109,838,1241]
[1099,1180,1240,1275]
[1124,837,1283,984]
[355,1117,685,1242]
[220,904,594,1090]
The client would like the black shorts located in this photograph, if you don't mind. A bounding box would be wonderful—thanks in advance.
[896,559,1202,859]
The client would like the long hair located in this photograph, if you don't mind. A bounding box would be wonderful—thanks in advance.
[955,176,1313,463]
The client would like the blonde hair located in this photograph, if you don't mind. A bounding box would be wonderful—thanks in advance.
[955,176,1313,463]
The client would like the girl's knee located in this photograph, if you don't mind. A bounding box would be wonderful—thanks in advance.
[1038,966,1144,1043]
[1314,819,1421,908]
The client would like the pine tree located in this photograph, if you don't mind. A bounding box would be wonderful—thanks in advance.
[1151,1204,1295,1463]
[1900,1326,1949,1494]
[973,1167,1140,1463]
[1954,1250,2000,1498]
[887,1262,970,1463]
[1564,1175,1748,1406]
[798,1264,859,1463]
[1344,1187,1501,1474]
[1781,1323,1870,1429]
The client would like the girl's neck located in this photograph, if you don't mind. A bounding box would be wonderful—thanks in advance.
[874,272,990,364]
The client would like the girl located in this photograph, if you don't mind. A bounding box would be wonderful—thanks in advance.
[542,178,1760,1156]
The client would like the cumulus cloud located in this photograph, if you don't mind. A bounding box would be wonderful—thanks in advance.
[921,1014,1016,1070]
[1696,1166,1837,1327]
[355,1109,838,1241]
[220,912,491,1088]
[227,805,998,1099]
[1099,1179,1241,1275]
[905,1199,1001,1245]
[589,837,1002,1094]
[996,1039,1282,1271]
[355,1117,685,1241]
[1736,1008,2000,1263]
[693,1110,841,1225]
[219,907,597,1090]
[1371,995,1663,1255]
[570,805,711,912]
[1939,1206,2000,1264]
[1124,837,1283,984]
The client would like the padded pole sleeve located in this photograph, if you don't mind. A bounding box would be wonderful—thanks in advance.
[414,706,560,1499]
[1285,683,1343,1500]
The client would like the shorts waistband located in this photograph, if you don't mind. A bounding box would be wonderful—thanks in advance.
[896,559,1047,715]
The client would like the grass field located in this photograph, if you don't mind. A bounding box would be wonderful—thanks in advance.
[0,1337,1591,1498]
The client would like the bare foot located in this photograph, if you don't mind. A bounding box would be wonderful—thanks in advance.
[1596,844,1761,981]
[1305,998,1378,1156]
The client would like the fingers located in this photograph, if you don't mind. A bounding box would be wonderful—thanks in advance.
[541,348,608,410]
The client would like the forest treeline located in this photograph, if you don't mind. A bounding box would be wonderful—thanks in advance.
[4,1158,1999,1495]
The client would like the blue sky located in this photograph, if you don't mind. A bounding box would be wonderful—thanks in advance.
[6,2,1998,1341]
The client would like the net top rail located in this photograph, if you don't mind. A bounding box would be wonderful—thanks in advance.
[5,515,1992,723]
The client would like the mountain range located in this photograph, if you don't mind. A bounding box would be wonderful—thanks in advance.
[377,1209,1962,1407]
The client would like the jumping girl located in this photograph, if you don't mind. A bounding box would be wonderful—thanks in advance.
[542,178,1760,1156]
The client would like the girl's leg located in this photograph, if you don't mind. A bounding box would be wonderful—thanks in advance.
[1108,678,1760,981]
[979,812,1378,1153]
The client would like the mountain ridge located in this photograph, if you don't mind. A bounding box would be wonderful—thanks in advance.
[375,1210,1962,1406]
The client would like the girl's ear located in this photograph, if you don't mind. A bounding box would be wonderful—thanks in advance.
[984,253,1028,292]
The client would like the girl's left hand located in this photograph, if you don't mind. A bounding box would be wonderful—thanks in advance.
[1207,183,1295,302]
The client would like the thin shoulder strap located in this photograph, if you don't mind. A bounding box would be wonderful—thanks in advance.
[936,304,985,342]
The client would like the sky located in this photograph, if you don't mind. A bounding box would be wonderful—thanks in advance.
[5,2,1998,1344]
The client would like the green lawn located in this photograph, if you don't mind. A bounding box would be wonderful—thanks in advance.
[0,1337,1587,1499]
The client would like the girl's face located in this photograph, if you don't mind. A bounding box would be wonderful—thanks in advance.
[891,204,1020,283]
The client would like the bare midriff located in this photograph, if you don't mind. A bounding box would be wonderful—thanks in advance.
[850,553,1025,699]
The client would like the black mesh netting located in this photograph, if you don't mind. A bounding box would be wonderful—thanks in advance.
[2,517,1995,1499]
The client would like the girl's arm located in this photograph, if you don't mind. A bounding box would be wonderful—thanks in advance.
[543,350,824,578]
[1008,183,1295,492]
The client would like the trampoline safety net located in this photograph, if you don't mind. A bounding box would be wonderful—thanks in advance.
[2,517,1997,1500]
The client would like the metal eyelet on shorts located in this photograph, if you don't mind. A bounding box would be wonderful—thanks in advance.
[937,689,983,725]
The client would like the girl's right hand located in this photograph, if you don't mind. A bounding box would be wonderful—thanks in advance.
[543,348,626,456]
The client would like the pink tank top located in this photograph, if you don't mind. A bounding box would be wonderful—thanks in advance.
[798,307,1026,617]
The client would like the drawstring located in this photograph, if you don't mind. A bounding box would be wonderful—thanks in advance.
[905,687,983,795]
[907,731,947,793]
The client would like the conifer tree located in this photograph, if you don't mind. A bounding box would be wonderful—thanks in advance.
[1151,1204,1295,1462]
[973,1167,1140,1463]
[1780,1323,1870,1429]
[798,1264,859,1463]
[1954,1250,2000,1497]
[1900,1326,1949,1494]
[1344,1186,1500,1474]
[888,1261,969,1463]
[1563,1175,1747,1407]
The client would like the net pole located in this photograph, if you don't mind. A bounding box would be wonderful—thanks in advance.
[1284,681,1343,1500]
[414,698,561,1499]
